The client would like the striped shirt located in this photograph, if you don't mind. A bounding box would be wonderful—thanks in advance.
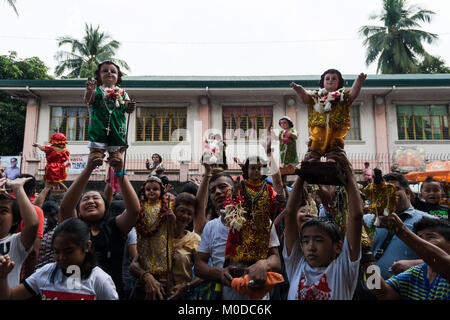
[387,264,450,300]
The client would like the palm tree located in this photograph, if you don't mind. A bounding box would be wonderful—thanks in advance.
[54,24,130,78]
[4,0,18,15]
[359,0,438,74]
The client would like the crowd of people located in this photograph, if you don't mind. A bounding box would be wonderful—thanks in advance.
[0,64,448,300]
[0,147,448,300]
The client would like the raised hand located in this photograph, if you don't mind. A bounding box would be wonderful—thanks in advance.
[84,77,97,105]
[7,176,33,192]
[87,148,106,169]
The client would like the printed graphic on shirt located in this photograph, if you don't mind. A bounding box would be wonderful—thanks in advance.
[0,241,11,255]
[297,274,332,300]
[41,290,95,300]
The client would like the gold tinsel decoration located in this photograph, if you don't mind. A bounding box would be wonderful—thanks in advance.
[363,181,398,217]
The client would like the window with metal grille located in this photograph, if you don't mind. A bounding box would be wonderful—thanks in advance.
[222,106,273,140]
[397,105,449,140]
[345,104,361,140]
[136,107,187,142]
[50,106,89,141]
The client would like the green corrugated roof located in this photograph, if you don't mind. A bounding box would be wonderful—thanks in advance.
[1,74,450,88]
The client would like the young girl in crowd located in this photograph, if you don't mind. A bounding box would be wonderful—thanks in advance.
[283,151,363,300]
[84,60,136,167]
[133,176,176,299]
[58,149,140,299]
[0,218,118,300]
[290,70,366,162]
[0,177,39,287]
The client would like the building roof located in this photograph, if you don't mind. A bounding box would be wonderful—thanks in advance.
[1,74,450,89]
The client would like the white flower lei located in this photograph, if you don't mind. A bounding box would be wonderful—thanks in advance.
[222,202,247,232]
[307,87,346,114]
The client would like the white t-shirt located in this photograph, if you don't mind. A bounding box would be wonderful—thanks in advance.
[0,233,31,287]
[283,237,360,300]
[198,217,280,300]
[24,263,118,300]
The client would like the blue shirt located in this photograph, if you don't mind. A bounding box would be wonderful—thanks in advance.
[363,206,435,279]
[6,166,19,180]
[387,264,450,300]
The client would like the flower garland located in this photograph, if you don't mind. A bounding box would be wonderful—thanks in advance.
[135,198,170,237]
[222,192,247,232]
[100,86,125,108]
[307,87,345,114]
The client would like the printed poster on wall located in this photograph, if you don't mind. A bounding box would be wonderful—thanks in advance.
[68,155,100,174]
[392,146,426,173]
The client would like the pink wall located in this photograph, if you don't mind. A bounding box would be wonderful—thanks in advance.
[373,95,390,167]
[22,98,39,174]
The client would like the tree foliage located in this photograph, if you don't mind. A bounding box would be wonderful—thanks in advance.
[54,23,130,79]
[0,52,52,155]
[4,0,18,15]
[359,0,439,74]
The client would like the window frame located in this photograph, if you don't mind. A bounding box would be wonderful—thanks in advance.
[222,103,274,142]
[135,105,188,143]
[49,105,90,142]
[395,103,450,141]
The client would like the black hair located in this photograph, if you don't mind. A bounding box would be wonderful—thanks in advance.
[108,200,125,218]
[241,156,268,180]
[209,173,234,189]
[0,192,21,234]
[421,177,442,191]
[94,60,123,86]
[52,218,97,279]
[151,153,163,163]
[413,217,450,242]
[383,172,409,190]
[175,192,197,212]
[180,182,198,196]
[300,217,343,243]
[279,117,294,128]
[76,191,110,227]
[17,174,37,198]
[364,162,370,166]
[319,69,344,89]
[41,200,59,232]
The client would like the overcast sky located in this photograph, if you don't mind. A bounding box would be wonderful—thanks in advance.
[1,0,450,77]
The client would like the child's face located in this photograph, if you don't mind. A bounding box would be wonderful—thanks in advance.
[163,192,176,203]
[144,181,161,202]
[296,206,318,231]
[53,235,89,271]
[99,63,119,88]
[79,191,106,223]
[417,228,450,255]
[248,163,263,182]
[301,225,342,268]
[420,181,442,205]
[279,119,289,130]
[323,73,340,92]
[174,203,195,228]
[152,155,160,163]
[0,200,13,237]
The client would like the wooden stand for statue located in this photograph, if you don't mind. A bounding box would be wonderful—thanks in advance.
[295,161,346,186]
